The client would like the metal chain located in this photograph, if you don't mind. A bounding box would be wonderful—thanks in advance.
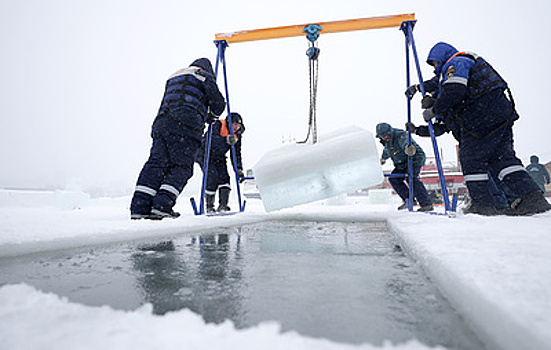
[298,44,319,144]
[310,55,319,143]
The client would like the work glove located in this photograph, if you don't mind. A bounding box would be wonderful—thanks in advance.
[195,68,213,81]
[226,134,238,145]
[380,158,387,166]
[405,84,419,99]
[206,111,218,124]
[421,95,436,109]
[405,145,416,156]
[423,108,436,122]
[405,122,418,134]
[237,168,245,183]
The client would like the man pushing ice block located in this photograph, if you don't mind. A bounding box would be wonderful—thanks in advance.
[253,126,384,211]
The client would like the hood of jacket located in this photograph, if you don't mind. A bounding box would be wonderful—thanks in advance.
[427,42,458,76]
[530,155,540,164]
[191,58,215,76]
[376,122,392,139]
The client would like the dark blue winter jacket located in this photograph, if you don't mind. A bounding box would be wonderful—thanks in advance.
[427,42,516,139]
[380,127,426,171]
[155,58,226,141]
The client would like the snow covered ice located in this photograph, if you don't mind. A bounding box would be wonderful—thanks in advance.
[1,188,551,350]
[253,126,384,211]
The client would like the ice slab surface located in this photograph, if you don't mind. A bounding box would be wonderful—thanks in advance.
[253,126,384,211]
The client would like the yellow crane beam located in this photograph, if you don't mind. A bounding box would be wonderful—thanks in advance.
[214,13,415,44]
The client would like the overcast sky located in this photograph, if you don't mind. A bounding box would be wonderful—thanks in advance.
[1,0,549,195]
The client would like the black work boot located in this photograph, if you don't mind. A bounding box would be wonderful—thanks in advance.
[217,188,231,212]
[462,203,501,216]
[509,191,551,216]
[150,208,180,219]
[397,201,408,210]
[206,194,216,213]
[397,199,417,210]
[417,204,434,212]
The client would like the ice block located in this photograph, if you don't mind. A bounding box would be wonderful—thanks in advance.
[253,125,384,211]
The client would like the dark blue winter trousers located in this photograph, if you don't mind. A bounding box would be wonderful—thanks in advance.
[130,119,201,214]
[389,165,432,207]
[200,156,231,195]
[460,126,540,207]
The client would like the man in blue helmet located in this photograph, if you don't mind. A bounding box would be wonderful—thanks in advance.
[376,122,433,211]
[196,112,245,213]
[526,155,550,195]
[409,42,550,216]
[130,58,226,220]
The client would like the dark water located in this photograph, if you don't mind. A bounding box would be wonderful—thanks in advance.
[0,221,485,349]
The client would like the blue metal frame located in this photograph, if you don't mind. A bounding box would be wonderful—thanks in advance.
[191,40,246,215]
[191,20,457,216]
[400,21,455,214]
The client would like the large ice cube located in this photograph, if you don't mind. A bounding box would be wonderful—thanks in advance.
[253,125,384,211]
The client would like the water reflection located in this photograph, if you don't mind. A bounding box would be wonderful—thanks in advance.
[131,233,244,323]
[0,221,484,349]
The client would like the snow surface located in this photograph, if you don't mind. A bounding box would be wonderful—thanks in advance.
[1,189,550,350]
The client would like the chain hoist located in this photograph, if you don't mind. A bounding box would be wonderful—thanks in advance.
[298,24,322,144]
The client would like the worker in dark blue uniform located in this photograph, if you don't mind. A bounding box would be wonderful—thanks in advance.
[526,155,550,194]
[407,75,519,212]
[414,42,550,216]
[376,122,433,211]
[196,112,245,213]
[130,58,226,220]
[405,121,518,211]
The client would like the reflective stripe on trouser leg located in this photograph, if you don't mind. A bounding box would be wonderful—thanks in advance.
[135,185,157,196]
[498,165,525,181]
[153,184,180,213]
[464,173,490,182]
[498,166,541,198]
[218,183,231,190]
[160,184,180,197]
[130,185,157,214]
[464,173,493,206]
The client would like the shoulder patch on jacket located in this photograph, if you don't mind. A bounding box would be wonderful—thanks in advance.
[446,65,456,79]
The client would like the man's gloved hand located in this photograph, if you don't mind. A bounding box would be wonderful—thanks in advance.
[405,122,418,134]
[380,158,387,166]
[226,134,238,145]
[405,84,419,99]
[423,108,436,122]
[405,145,417,156]
[195,68,212,81]
[237,169,245,183]
[421,95,436,109]
[206,112,218,124]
